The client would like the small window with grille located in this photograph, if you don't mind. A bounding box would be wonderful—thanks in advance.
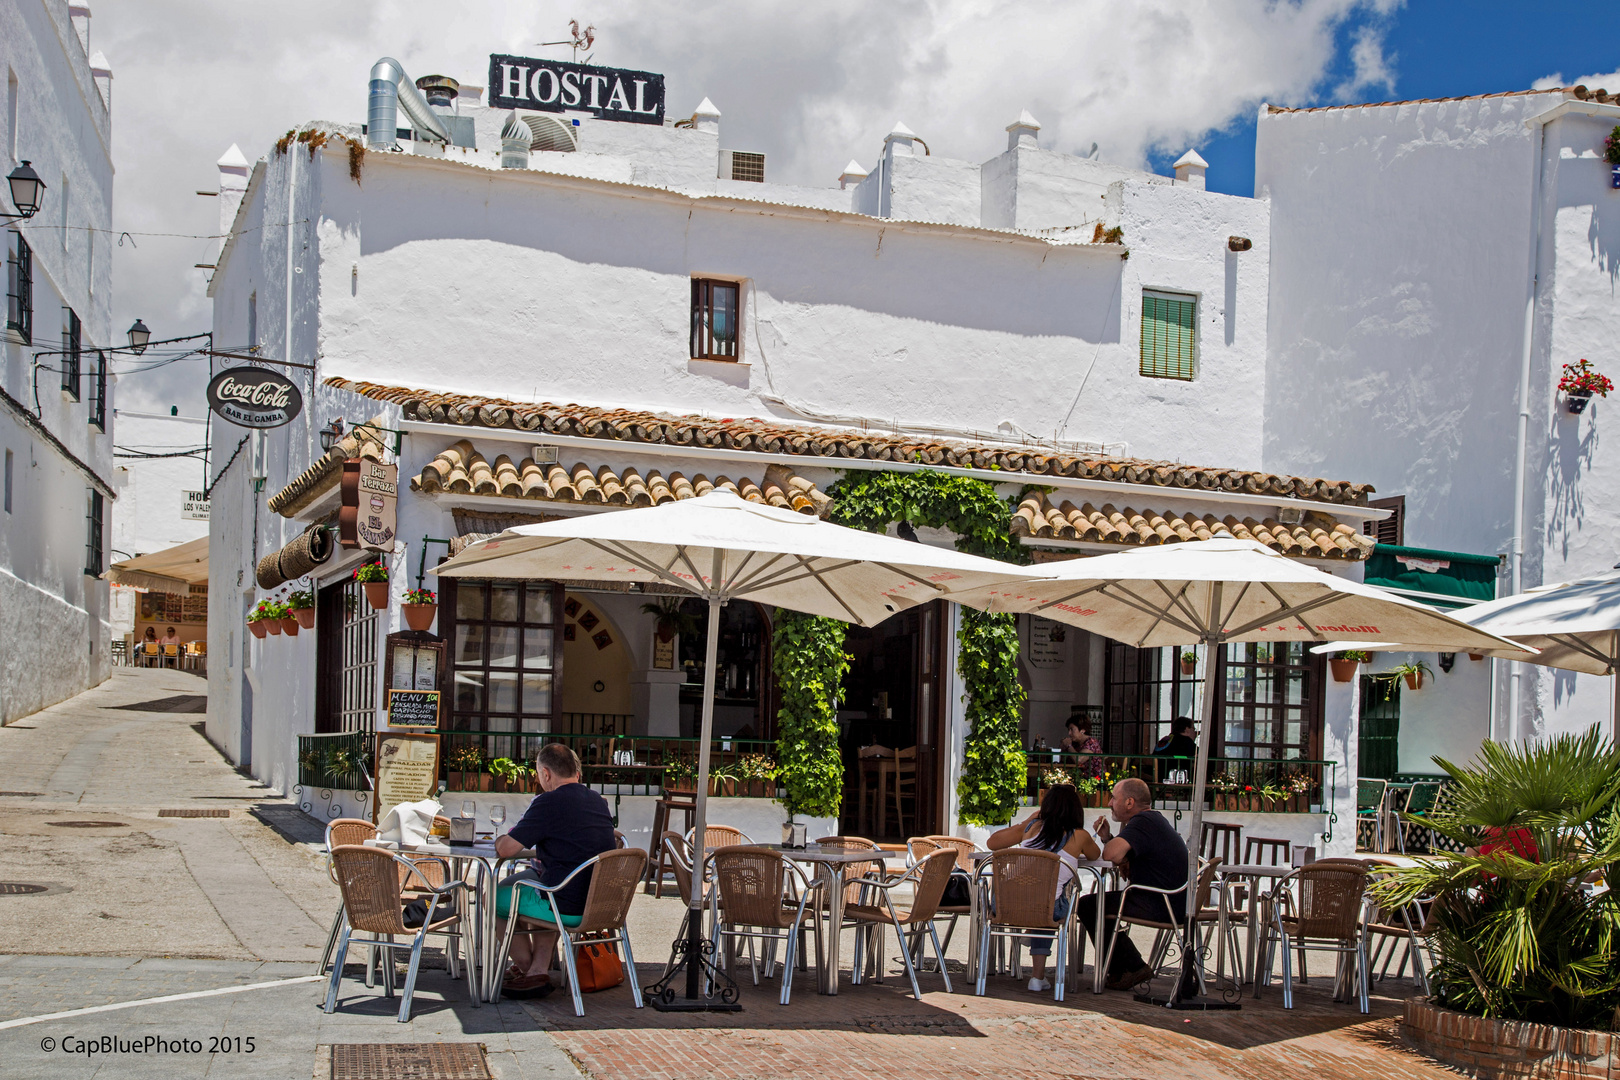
[728,151,765,182]
[6,231,31,345]
[88,349,106,430]
[61,308,81,401]
[690,278,740,361]
[1140,290,1197,380]
[84,489,104,576]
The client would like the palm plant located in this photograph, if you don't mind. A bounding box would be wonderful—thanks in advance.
[1374,729,1620,1030]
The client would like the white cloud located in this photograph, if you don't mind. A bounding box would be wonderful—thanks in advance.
[92,0,1396,412]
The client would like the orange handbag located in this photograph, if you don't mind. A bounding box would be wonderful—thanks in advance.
[572,940,624,992]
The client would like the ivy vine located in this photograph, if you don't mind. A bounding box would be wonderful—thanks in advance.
[825,469,1029,826]
[771,608,851,820]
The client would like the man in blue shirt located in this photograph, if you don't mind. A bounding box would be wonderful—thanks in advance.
[494,743,617,996]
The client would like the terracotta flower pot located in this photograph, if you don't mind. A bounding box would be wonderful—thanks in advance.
[1467,653,1484,662]
[265,618,283,636]
[403,603,437,632]
[363,581,389,610]
[1405,671,1424,691]
[1181,660,1196,676]
[281,617,300,637]
[248,620,268,639]
[1330,658,1359,683]
[294,608,316,629]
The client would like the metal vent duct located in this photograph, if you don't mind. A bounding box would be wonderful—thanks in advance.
[522,114,578,153]
[366,57,452,150]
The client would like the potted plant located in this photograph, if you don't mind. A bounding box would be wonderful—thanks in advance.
[1377,659,1435,694]
[487,756,529,793]
[708,761,739,798]
[663,756,698,795]
[247,599,276,639]
[445,745,484,791]
[402,587,438,632]
[641,596,698,642]
[1558,358,1613,414]
[1330,649,1370,683]
[1209,772,1240,810]
[1608,124,1620,187]
[735,753,778,798]
[354,561,389,610]
[287,589,316,629]
[280,600,301,636]
[1180,650,1197,676]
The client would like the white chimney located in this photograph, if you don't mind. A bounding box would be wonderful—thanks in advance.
[1172,149,1208,189]
[1006,109,1040,151]
[884,120,917,158]
[839,160,868,190]
[691,97,721,136]
[88,50,111,109]
[217,143,250,240]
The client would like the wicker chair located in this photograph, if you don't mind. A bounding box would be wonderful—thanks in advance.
[688,824,752,851]
[495,847,648,1016]
[1103,857,1224,995]
[709,847,824,1005]
[322,846,473,1023]
[846,849,957,999]
[907,835,975,965]
[1259,861,1371,1012]
[974,848,1072,1001]
[318,819,377,977]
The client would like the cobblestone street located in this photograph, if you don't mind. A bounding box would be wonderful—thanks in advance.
[0,669,1453,1080]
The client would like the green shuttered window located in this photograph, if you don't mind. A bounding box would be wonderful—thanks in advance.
[1140,291,1197,380]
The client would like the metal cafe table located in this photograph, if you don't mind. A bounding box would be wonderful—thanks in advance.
[1213,861,1296,991]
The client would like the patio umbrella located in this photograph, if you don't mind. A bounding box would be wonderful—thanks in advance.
[947,536,1526,1005]
[432,489,1036,1007]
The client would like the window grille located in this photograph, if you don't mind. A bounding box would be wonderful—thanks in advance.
[443,580,564,761]
[316,573,382,734]
[61,308,81,400]
[1140,290,1196,380]
[6,232,31,344]
[690,278,740,360]
[89,349,106,430]
[84,489,104,576]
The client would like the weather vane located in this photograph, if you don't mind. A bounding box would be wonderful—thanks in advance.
[537,20,595,64]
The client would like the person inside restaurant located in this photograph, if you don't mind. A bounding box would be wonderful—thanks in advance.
[1152,717,1197,761]
[1059,713,1104,779]
[162,626,181,645]
[143,626,158,644]
[987,784,1100,992]
[1079,777,1190,991]
[493,743,618,998]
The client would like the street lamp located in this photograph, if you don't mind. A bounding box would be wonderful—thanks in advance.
[126,318,151,354]
[3,161,45,220]
[318,419,345,453]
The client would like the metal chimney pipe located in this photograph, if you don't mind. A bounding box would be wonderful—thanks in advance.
[367,57,452,149]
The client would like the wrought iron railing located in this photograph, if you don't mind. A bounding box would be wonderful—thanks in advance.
[1022,751,1339,815]
[296,729,372,790]
[437,730,784,799]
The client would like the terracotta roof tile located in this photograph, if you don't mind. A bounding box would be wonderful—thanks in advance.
[331,379,1375,507]
[412,439,832,516]
[1011,492,1374,560]
[266,418,388,516]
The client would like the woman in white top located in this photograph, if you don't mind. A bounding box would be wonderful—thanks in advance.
[988,783,1100,992]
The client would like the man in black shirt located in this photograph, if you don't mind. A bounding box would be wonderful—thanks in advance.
[1074,777,1190,991]
[493,743,618,996]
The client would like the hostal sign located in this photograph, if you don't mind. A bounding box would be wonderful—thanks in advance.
[488,54,664,125]
[205,366,303,429]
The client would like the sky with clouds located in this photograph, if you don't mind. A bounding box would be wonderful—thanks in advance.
[86,0,1620,418]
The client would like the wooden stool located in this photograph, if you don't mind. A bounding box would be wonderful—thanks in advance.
[645,795,696,895]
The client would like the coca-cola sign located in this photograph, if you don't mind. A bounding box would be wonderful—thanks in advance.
[205,366,303,429]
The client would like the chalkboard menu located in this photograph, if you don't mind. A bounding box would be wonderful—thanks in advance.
[387,689,440,729]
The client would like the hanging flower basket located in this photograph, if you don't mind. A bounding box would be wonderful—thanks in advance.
[354,563,389,609]
[1330,650,1368,682]
[1405,670,1424,691]
[281,616,300,637]
[265,617,283,636]
[1180,651,1197,676]
[402,588,438,632]
[1558,359,1612,414]
[248,619,268,639]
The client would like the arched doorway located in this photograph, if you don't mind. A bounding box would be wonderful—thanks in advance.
[560,593,633,734]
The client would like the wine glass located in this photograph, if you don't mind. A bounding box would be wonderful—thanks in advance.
[460,800,476,820]
[489,804,506,836]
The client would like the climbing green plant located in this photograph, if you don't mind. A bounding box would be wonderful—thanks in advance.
[826,469,1029,825]
[772,608,851,820]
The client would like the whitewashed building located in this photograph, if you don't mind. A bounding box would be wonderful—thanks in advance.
[0,0,115,723]
[205,57,1387,850]
[1259,84,1620,771]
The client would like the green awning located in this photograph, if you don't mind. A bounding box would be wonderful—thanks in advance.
[1363,544,1501,609]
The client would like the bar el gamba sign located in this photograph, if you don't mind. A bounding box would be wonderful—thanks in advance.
[340,459,397,552]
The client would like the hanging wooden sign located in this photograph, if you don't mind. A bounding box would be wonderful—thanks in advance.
[340,459,397,551]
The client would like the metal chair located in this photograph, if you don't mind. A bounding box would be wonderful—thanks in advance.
[1200,822,1243,865]
[1356,779,1389,852]
[496,847,648,1016]
[317,818,378,977]
[846,849,957,999]
[908,835,975,966]
[322,846,473,1023]
[1104,858,1225,995]
[709,847,824,1005]
[1398,781,1443,853]
[975,848,1071,1001]
[687,824,752,851]
[1258,861,1372,1012]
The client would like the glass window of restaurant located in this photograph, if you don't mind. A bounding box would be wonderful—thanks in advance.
[1105,641,1324,761]
[441,580,564,758]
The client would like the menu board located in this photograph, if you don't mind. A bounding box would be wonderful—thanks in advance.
[373,732,440,825]
[387,689,440,729]
[1028,616,1065,668]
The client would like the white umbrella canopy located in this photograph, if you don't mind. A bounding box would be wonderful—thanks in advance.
[947,537,1527,1003]
[432,489,1038,1005]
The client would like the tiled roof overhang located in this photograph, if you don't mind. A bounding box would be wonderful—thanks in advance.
[331,379,1376,508]
[266,418,388,516]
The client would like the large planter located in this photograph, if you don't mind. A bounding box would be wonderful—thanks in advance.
[1402,996,1619,1080]
[665,778,697,797]
[265,618,283,636]
[294,608,316,629]
[363,581,389,610]
[403,603,438,632]
[1330,658,1360,683]
[281,617,300,637]
[248,620,268,639]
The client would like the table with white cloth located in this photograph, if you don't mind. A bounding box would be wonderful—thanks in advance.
[964,851,1118,994]
[362,838,536,1004]
[1212,862,1295,992]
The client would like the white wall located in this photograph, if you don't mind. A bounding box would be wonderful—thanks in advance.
[0,0,115,722]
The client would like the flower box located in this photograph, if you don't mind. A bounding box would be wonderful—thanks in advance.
[281,617,300,637]
[265,618,283,636]
[248,619,268,639]
[294,608,316,629]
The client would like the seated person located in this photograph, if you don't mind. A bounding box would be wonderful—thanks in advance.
[987,783,1100,993]
[161,626,181,645]
[1077,777,1190,991]
[142,626,158,643]
[493,743,618,997]
[1059,715,1103,778]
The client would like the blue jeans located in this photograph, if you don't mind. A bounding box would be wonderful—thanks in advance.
[1026,894,1072,957]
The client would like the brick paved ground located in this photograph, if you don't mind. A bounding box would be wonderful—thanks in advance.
[521,952,1456,1080]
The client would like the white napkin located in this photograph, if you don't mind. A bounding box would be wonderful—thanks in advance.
[378,799,441,847]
